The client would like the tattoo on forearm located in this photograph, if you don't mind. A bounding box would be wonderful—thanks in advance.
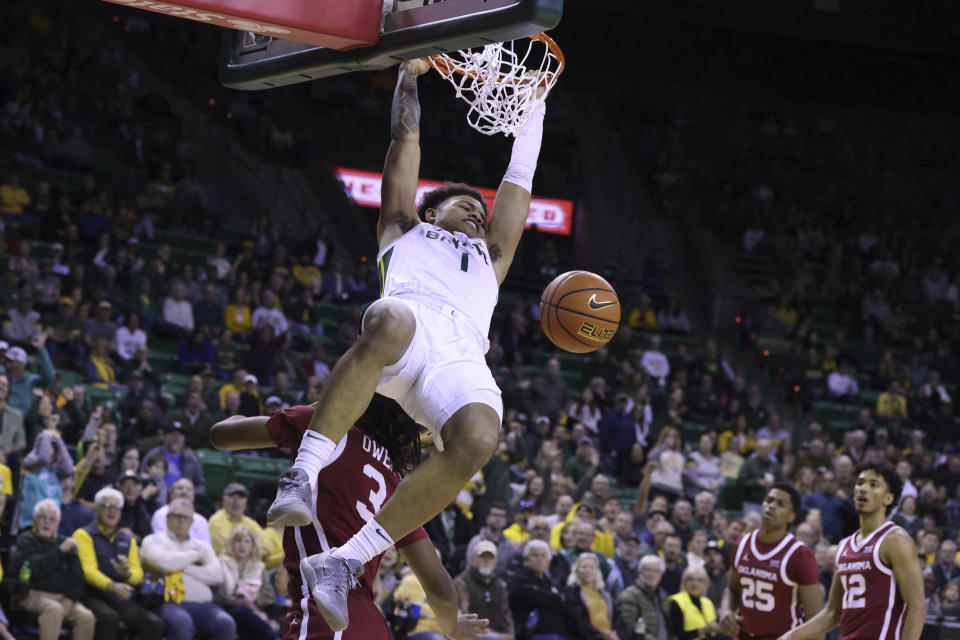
[391,70,421,139]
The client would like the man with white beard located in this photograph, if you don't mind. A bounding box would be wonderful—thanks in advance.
[453,541,515,640]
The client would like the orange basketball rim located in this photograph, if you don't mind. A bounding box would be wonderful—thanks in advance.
[424,32,565,86]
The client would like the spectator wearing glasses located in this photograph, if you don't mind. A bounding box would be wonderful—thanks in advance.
[12,499,95,640]
[141,498,236,640]
[453,540,515,640]
[72,487,163,640]
[149,478,211,543]
[466,503,518,578]
[508,516,571,588]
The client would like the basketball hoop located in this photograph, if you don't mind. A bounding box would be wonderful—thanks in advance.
[424,33,565,137]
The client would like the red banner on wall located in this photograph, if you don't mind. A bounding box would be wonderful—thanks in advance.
[335,167,574,236]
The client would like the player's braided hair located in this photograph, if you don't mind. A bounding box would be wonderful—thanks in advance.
[354,394,422,476]
[416,182,489,221]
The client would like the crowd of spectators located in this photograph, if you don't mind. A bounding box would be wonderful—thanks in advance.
[0,2,958,640]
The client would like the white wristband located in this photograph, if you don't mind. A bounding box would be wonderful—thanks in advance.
[502,102,545,193]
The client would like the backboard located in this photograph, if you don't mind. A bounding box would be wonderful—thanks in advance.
[218,0,563,90]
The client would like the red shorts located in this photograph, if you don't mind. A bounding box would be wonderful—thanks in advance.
[282,592,390,640]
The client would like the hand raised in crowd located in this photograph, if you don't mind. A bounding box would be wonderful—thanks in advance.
[31,331,47,349]
[141,483,159,501]
[586,446,600,467]
[59,538,78,553]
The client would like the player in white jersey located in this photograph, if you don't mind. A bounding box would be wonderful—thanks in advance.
[266,58,548,632]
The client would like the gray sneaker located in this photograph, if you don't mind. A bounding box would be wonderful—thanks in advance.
[300,550,362,632]
[266,468,313,527]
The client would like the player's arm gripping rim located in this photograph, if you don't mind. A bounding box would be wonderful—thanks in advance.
[379,60,427,249]
[485,98,546,285]
[883,530,927,640]
[400,539,490,640]
[777,562,844,640]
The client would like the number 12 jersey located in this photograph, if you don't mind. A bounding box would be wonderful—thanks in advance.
[731,530,819,640]
[836,521,907,640]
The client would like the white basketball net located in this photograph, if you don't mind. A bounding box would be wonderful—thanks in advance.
[427,34,564,137]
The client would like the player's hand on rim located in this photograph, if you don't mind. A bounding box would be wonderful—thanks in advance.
[401,58,430,76]
[451,612,489,639]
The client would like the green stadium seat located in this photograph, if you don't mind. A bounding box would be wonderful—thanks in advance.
[813,401,860,429]
[233,455,287,493]
[56,369,84,387]
[719,477,743,511]
[195,448,235,497]
[859,390,881,408]
[681,421,707,445]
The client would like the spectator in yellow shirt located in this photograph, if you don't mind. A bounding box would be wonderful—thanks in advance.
[0,452,12,528]
[224,290,252,335]
[0,174,30,215]
[627,294,658,331]
[208,483,282,569]
[218,369,247,409]
[72,487,164,640]
[877,381,908,418]
[394,571,445,637]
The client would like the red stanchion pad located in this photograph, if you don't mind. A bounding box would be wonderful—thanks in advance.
[103,0,383,50]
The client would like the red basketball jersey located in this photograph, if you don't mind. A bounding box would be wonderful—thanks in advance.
[837,521,907,640]
[730,530,819,640]
[267,405,428,640]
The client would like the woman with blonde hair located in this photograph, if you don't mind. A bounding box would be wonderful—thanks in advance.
[216,525,278,640]
[667,566,722,640]
[563,552,621,640]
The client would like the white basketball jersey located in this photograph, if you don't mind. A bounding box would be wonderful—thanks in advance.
[377,223,498,345]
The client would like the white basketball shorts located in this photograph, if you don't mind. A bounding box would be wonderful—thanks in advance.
[364,295,503,451]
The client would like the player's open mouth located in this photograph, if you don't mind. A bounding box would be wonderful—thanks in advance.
[855,496,868,504]
[762,511,775,519]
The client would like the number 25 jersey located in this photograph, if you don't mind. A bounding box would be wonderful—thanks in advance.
[377,224,498,345]
[837,521,907,640]
[731,530,819,640]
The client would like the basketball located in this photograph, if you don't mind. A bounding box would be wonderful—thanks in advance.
[539,271,620,353]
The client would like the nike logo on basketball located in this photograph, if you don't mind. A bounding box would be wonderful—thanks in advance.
[588,294,616,310]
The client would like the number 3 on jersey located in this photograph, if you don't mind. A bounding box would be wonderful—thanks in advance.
[841,574,867,609]
[355,464,387,523]
[741,577,775,612]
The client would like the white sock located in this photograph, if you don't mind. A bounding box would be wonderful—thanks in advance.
[333,520,395,566]
[292,431,336,489]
